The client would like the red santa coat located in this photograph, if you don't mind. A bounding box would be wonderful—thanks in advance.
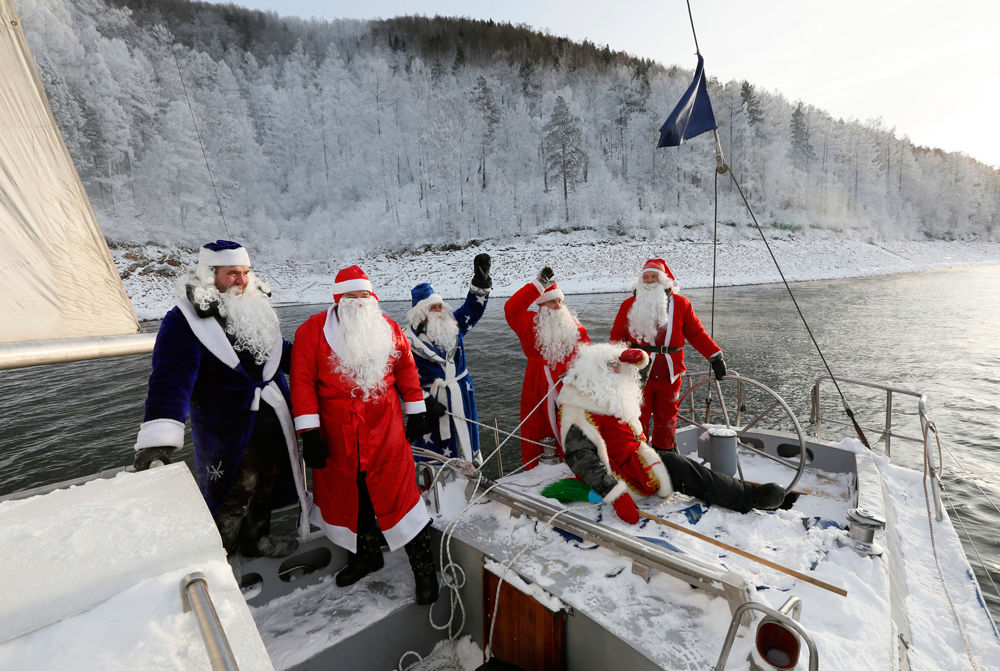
[557,385,673,501]
[610,292,720,383]
[290,307,429,553]
[504,281,590,467]
[611,292,720,450]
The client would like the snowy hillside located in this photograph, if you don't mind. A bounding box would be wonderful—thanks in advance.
[18,0,1000,267]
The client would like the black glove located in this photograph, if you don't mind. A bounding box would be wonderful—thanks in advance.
[711,355,727,381]
[536,265,555,288]
[406,412,428,443]
[425,395,447,421]
[134,446,173,471]
[472,253,492,290]
[301,429,329,469]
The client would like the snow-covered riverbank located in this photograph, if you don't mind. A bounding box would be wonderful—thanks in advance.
[115,236,1000,321]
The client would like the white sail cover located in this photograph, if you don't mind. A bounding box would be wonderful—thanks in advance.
[0,0,138,344]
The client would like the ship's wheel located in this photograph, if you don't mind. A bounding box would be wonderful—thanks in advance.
[676,372,807,494]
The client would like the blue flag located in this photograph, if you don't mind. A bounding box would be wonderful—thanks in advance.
[657,54,717,148]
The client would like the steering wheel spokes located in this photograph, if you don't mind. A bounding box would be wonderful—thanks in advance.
[677,371,807,493]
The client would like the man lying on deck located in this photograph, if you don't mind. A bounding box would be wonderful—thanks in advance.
[556,343,785,523]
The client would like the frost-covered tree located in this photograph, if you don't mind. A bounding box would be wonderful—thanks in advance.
[543,95,588,222]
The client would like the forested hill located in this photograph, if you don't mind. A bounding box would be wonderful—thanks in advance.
[20,0,1000,262]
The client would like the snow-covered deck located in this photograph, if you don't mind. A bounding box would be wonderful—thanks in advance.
[0,464,272,670]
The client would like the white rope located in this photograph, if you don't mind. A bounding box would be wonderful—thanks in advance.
[921,418,984,671]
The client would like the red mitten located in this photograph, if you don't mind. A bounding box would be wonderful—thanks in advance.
[611,492,640,525]
[619,348,647,365]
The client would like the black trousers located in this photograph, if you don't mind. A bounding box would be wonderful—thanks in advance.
[354,472,434,576]
[657,449,755,513]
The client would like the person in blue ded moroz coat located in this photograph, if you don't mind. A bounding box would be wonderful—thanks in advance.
[132,240,309,558]
[403,254,492,464]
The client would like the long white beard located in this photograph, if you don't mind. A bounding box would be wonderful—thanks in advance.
[424,309,460,352]
[332,297,396,396]
[181,266,279,365]
[561,344,643,422]
[218,285,281,365]
[628,282,669,343]
[535,305,581,366]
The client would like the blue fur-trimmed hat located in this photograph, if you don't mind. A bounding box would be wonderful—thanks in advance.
[410,282,439,307]
[198,240,250,267]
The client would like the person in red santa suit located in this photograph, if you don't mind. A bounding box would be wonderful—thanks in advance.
[505,266,590,469]
[558,343,785,522]
[610,258,727,452]
[289,265,438,604]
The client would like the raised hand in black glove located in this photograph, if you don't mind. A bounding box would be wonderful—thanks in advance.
[134,446,174,471]
[406,412,428,443]
[710,354,727,381]
[425,395,447,421]
[301,429,329,469]
[536,265,555,288]
[472,253,492,290]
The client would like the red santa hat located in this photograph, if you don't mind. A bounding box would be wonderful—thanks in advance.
[641,258,675,284]
[332,265,378,303]
[535,282,565,305]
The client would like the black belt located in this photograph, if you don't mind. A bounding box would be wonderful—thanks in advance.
[629,343,682,354]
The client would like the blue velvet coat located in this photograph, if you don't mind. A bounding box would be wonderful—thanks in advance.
[137,300,301,517]
[404,289,488,462]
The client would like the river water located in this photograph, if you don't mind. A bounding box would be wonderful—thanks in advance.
[2,265,999,620]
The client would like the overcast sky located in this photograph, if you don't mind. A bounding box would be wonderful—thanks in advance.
[202,0,1000,168]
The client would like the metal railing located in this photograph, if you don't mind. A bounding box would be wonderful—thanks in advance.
[180,572,239,671]
[714,596,818,671]
[810,375,927,458]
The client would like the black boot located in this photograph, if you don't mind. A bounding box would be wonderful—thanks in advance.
[404,523,439,605]
[335,528,384,587]
[751,483,786,510]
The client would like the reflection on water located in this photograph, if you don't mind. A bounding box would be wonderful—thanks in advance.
[2,265,999,619]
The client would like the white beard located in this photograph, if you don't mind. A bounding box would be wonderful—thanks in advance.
[628,282,669,343]
[332,297,396,396]
[560,343,644,422]
[218,285,281,365]
[181,266,279,365]
[424,309,460,353]
[535,305,581,366]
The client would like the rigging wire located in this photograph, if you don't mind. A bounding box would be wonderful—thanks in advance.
[170,44,232,239]
[680,0,871,448]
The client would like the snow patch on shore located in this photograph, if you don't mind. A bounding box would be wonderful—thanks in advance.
[112,236,1000,321]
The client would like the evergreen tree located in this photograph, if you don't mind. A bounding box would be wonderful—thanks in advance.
[790,102,815,170]
[543,95,587,222]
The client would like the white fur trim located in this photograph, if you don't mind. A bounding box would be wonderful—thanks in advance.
[636,441,674,496]
[175,296,240,369]
[531,279,545,293]
[380,498,431,551]
[407,294,444,326]
[332,278,373,295]
[294,414,321,431]
[310,506,358,553]
[603,480,629,503]
[403,399,427,414]
[198,246,250,268]
[134,418,185,450]
[559,403,613,475]
[535,288,564,305]
[710,351,723,360]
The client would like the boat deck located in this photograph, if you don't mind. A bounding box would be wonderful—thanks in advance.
[243,435,1000,671]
